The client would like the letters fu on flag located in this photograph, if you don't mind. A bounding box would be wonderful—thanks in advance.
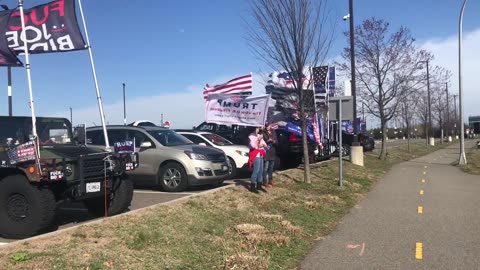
[205,94,270,127]
[203,74,252,100]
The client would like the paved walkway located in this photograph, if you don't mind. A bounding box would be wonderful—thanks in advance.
[300,141,480,270]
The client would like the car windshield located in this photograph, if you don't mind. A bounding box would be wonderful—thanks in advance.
[37,118,73,145]
[147,130,193,146]
[202,133,233,146]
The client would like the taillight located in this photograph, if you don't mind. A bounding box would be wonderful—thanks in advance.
[289,133,297,143]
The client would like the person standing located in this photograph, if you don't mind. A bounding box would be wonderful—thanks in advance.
[248,127,266,192]
[263,124,277,187]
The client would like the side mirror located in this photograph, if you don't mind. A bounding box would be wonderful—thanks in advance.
[140,141,153,148]
[199,143,207,146]
[73,125,86,145]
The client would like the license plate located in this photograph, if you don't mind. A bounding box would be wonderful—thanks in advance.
[86,182,101,193]
[125,162,134,171]
[49,170,64,180]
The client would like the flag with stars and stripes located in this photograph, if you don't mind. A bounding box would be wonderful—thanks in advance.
[312,66,329,106]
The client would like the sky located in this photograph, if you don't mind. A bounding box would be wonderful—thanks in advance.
[0,0,478,128]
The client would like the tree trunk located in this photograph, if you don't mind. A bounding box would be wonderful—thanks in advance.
[379,119,388,160]
[300,90,311,183]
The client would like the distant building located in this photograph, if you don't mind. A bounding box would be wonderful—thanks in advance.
[469,116,480,134]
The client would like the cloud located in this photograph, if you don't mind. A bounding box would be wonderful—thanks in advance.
[420,28,480,119]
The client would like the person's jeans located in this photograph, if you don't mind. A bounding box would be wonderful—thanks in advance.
[264,160,275,182]
[251,157,264,184]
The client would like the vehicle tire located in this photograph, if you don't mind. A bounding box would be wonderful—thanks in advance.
[227,157,237,179]
[283,157,301,169]
[84,176,134,217]
[0,175,56,239]
[274,155,281,170]
[159,163,188,192]
[343,145,351,156]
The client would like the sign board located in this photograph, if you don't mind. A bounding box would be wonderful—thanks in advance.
[163,121,170,128]
[205,94,270,127]
[328,96,354,121]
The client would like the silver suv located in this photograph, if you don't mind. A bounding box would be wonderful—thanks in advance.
[86,126,229,192]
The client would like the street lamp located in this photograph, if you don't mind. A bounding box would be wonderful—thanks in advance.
[458,0,468,165]
[123,83,126,125]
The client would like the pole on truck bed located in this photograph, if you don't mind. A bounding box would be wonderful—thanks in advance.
[18,0,42,169]
[7,67,12,116]
[77,0,111,149]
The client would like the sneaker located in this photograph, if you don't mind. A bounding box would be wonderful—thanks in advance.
[249,183,259,193]
[268,181,274,187]
[256,183,267,192]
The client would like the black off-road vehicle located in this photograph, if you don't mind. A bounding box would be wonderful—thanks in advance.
[0,116,137,239]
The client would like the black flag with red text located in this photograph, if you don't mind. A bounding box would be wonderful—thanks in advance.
[0,0,86,66]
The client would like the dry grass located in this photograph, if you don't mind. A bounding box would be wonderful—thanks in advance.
[0,142,449,270]
[463,148,480,175]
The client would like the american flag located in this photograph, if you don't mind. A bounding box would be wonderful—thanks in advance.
[312,66,329,106]
[203,74,253,100]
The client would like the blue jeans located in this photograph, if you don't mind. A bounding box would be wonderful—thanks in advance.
[250,157,264,184]
[264,160,275,182]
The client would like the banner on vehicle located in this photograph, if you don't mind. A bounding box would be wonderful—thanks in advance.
[205,94,270,127]
[3,0,86,56]
[6,141,36,165]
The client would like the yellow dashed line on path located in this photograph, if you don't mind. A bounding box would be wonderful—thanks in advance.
[421,179,426,183]
[423,172,427,175]
[418,206,423,214]
[420,190,424,195]
[424,166,428,169]
[416,242,423,260]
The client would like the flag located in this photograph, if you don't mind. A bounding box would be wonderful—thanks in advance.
[312,66,329,106]
[328,66,335,96]
[203,74,252,100]
[0,11,22,66]
[4,0,86,55]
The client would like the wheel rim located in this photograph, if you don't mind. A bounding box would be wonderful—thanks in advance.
[163,168,182,188]
[7,193,29,221]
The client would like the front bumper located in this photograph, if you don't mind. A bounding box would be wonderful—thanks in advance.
[186,160,230,185]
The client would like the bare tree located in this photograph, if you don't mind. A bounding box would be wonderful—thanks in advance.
[339,18,430,160]
[246,0,334,183]
[430,67,452,142]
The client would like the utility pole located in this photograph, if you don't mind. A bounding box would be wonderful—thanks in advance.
[426,60,432,145]
[8,67,12,116]
[70,107,73,126]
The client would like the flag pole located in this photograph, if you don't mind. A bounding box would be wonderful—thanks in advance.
[18,0,42,167]
[77,0,110,149]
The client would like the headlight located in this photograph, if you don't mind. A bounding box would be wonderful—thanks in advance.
[235,150,249,157]
[184,151,208,160]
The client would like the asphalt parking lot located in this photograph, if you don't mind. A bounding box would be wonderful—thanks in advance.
[0,180,240,245]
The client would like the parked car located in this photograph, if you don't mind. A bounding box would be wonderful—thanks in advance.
[340,132,375,154]
[194,122,318,169]
[176,130,249,178]
[86,125,230,192]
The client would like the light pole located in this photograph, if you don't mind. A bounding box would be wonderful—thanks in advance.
[69,107,73,126]
[458,0,468,165]
[123,83,126,125]
[453,94,458,137]
[445,82,450,138]
[348,0,358,144]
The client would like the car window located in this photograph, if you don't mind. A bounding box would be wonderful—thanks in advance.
[108,130,129,146]
[127,130,154,148]
[202,133,233,146]
[147,130,193,146]
[86,130,104,145]
[182,134,209,145]
[218,125,229,132]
